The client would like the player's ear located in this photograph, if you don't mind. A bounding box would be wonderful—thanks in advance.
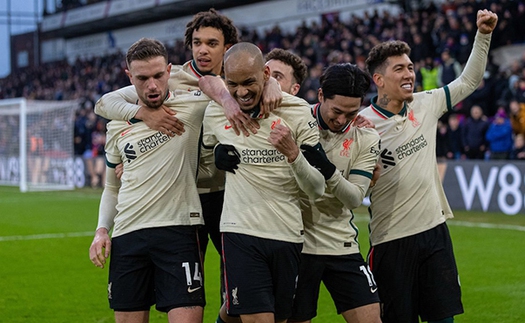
[291,83,301,96]
[317,88,324,102]
[372,73,384,88]
[263,65,271,81]
[125,69,133,84]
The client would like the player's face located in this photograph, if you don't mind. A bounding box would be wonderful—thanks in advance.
[266,59,299,95]
[192,27,228,76]
[225,62,270,111]
[380,54,415,102]
[126,56,171,109]
[318,90,362,132]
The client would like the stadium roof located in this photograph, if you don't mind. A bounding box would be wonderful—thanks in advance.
[40,0,267,39]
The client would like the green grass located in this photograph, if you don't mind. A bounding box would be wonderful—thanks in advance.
[0,186,524,322]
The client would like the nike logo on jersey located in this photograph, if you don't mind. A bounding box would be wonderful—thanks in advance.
[224,124,233,130]
[120,129,132,136]
[187,286,202,293]
[370,287,378,293]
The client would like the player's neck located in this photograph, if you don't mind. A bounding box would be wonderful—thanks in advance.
[375,91,405,115]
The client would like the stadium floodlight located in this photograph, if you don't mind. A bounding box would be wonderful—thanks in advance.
[0,98,78,192]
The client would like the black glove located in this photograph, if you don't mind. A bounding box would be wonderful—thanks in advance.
[214,144,241,174]
[300,143,336,180]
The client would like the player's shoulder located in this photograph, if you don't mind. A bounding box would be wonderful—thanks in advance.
[203,100,224,117]
[358,105,376,118]
[355,125,380,140]
[169,63,199,90]
[106,120,131,135]
[277,93,313,117]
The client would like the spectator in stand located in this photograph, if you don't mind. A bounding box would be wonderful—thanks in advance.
[510,133,525,160]
[462,105,489,159]
[445,113,465,160]
[419,57,439,91]
[486,109,513,160]
[437,49,462,88]
[436,120,449,162]
[462,77,495,117]
[514,77,525,104]
[509,99,525,136]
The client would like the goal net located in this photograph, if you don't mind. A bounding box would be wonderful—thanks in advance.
[0,98,79,192]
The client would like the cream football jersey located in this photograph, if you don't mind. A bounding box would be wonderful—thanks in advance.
[359,31,491,246]
[202,92,322,243]
[104,88,210,237]
[301,104,380,255]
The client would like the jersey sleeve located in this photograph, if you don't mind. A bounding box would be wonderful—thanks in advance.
[94,85,140,121]
[289,103,325,199]
[96,166,119,231]
[447,31,492,108]
[327,129,380,209]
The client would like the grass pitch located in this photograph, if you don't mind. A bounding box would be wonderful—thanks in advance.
[0,186,524,322]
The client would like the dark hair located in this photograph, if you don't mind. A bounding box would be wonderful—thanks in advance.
[320,63,371,101]
[265,48,308,85]
[184,9,239,49]
[126,38,167,68]
[365,40,411,75]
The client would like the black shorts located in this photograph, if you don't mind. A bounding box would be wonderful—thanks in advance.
[369,223,463,323]
[108,226,205,312]
[198,190,224,257]
[291,253,380,321]
[222,232,302,319]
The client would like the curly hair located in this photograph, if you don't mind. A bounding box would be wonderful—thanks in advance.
[265,48,308,85]
[320,63,371,101]
[184,9,239,49]
[365,40,411,75]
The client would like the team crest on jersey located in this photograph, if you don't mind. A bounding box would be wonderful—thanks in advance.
[408,110,420,128]
[271,118,281,129]
[340,138,354,157]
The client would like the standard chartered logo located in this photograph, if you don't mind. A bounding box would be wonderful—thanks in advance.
[137,132,170,153]
[241,148,285,163]
[395,134,427,160]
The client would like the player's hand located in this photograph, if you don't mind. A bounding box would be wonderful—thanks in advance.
[260,77,282,118]
[476,9,498,34]
[353,115,375,128]
[89,228,111,269]
[223,97,260,137]
[135,105,185,136]
[300,143,337,180]
[214,144,241,174]
[115,163,123,180]
[268,124,299,162]
[370,163,381,188]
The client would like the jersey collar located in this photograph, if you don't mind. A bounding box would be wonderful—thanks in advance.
[370,95,407,119]
[189,60,217,78]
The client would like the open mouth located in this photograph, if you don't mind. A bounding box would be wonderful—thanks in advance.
[401,83,412,90]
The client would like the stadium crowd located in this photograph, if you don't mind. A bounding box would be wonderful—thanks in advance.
[1,0,525,187]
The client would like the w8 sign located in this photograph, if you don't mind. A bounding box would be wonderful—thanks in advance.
[443,161,525,215]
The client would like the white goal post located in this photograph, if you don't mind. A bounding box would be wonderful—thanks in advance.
[0,98,79,192]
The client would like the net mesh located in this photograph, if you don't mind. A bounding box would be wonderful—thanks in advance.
[0,99,78,191]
